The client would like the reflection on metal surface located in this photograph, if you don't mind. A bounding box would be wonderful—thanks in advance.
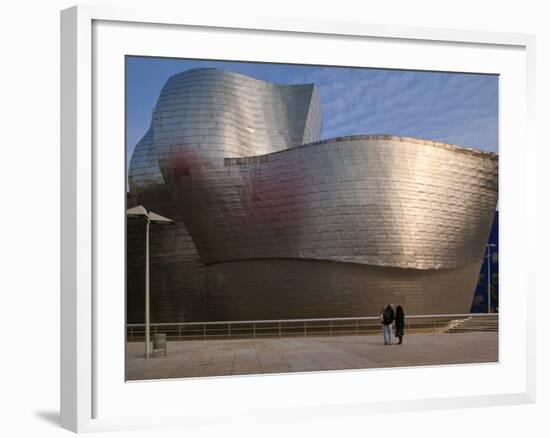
[127,68,498,323]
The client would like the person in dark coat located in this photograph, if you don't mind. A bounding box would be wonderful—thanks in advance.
[394,305,405,345]
[380,304,395,345]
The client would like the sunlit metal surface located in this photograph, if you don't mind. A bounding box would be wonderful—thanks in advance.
[127,68,498,323]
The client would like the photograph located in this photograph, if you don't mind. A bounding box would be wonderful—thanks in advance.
[124,56,499,381]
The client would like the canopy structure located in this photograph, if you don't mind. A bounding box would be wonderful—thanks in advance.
[127,205,173,224]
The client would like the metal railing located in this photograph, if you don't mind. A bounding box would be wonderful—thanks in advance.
[127,313,498,342]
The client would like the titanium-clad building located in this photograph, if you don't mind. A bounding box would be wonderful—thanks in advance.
[127,68,499,323]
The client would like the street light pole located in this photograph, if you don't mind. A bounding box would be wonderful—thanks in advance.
[127,205,173,359]
[145,217,150,358]
[486,243,497,314]
[487,247,491,314]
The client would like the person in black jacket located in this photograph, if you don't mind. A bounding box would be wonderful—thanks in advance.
[394,305,405,345]
[380,304,395,345]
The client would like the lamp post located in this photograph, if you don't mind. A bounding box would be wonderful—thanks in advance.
[486,243,497,313]
[127,205,173,358]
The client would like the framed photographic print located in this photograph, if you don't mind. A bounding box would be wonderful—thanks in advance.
[61,5,536,433]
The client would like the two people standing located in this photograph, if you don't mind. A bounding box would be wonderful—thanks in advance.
[380,304,405,345]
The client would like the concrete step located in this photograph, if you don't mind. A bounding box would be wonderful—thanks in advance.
[443,314,499,333]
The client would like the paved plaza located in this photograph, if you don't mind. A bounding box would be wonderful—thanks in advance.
[126,332,498,380]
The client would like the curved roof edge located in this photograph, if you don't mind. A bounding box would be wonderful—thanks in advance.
[225,134,498,166]
[167,67,316,90]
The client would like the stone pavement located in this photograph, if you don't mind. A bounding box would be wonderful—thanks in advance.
[126,332,498,381]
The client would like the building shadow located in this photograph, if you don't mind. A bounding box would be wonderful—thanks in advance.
[34,410,59,427]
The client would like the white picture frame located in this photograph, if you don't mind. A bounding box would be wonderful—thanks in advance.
[60,4,536,433]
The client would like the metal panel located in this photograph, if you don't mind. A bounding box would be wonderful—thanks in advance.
[127,68,498,322]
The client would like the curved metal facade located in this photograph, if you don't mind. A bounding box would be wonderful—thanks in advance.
[127,68,498,323]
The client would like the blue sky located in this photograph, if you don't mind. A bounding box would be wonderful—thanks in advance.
[126,56,498,164]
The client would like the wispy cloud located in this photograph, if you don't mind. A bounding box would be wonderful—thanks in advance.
[126,58,498,161]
